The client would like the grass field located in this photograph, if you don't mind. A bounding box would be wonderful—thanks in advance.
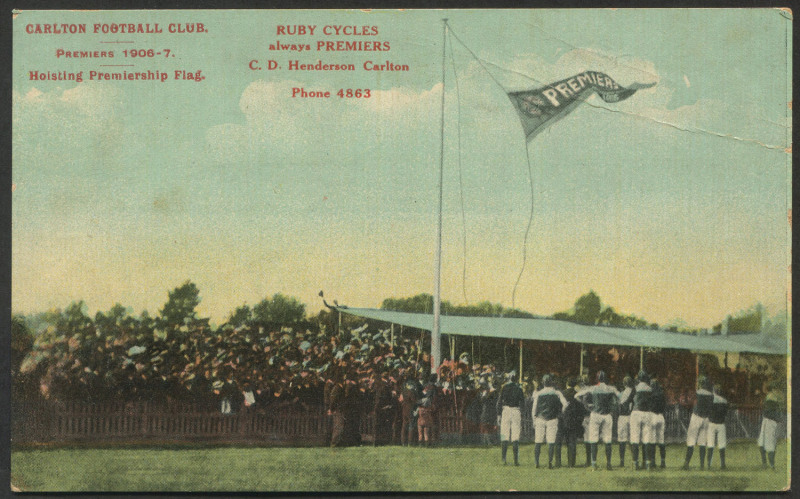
[11,441,789,492]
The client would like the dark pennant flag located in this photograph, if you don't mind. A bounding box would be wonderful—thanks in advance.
[508,71,656,141]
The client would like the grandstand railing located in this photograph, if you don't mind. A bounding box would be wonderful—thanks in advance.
[12,399,774,446]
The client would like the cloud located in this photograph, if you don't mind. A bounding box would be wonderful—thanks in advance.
[14,81,124,134]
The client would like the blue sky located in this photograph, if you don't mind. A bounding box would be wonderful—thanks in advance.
[12,9,792,328]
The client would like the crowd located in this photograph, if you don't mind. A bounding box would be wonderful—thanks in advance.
[16,314,786,469]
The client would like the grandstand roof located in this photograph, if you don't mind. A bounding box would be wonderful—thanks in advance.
[336,307,786,355]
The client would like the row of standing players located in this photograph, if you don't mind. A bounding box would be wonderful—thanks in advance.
[495,370,783,470]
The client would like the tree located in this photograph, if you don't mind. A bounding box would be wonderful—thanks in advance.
[253,293,306,325]
[95,303,131,328]
[227,304,252,328]
[159,281,201,329]
[11,315,34,376]
[62,300,92,330]
[727,304,764,334]
[573,291,602,325]
[597,306,622,327]
[381,294,535,318]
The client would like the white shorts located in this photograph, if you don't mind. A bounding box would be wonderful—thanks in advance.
[588,412,614,444]
[650,413,665,444]
[534,417,559,444]
[629,410,652,444]
[706,422,726,449]
[500,406,521,442]
[582,415,591,440]
[686,413,709,447]
[757,418,778,452]
[617,415,631,442]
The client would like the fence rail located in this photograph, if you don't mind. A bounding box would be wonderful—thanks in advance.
[12,400,771,447]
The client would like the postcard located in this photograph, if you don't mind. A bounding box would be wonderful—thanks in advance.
[10,8,791,492]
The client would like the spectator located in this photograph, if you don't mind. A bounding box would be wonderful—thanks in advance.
[757,380,784,470]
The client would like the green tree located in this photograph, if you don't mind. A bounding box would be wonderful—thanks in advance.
[95,303,131,328]
[727,304,764,334]
[62,300,92,330]
[253,293,306,325]
[11,315,34,375]
[573,291,602,325]
[227,304,253,327]
[159,281,201,329]
[597,306,622,326]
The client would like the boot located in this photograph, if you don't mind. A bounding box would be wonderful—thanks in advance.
[501,441,508,465]
[682,446,694,470]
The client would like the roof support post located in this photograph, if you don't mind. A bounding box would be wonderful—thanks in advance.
[640,346,644,372]
[519,339,523,379]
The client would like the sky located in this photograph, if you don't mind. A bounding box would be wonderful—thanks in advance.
[12,9,792,329]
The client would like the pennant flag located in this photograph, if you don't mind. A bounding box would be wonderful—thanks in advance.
[507,71,655,141]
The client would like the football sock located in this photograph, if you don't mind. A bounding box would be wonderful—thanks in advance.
[501,441,508,462]
[619,443,626,465]
[512,442,519,465]
[684,446,694,465]
[548,443,555,466]
[719,449,725,468]
[534,443,542,466]
[605,443,612,465]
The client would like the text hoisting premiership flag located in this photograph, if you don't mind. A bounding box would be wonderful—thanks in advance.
[508,71,656,141]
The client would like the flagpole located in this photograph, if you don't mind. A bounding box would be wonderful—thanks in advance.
[432,18,448,376]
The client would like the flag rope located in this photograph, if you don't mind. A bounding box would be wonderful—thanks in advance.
[511,141,536,309]
[446,26,509,94]
[447,31,469,305]
[448,25,538,310]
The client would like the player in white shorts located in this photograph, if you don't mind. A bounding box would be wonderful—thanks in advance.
[574,371,620,470]
[706,384,728,470]
[576,375,593,467]
[496,371,525,466]
[616,375,635,467]
[682,375,713,470]
[532,374,569,468]
[757,381,784,470]
[649,378,667,468]
[629,370,653,470]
